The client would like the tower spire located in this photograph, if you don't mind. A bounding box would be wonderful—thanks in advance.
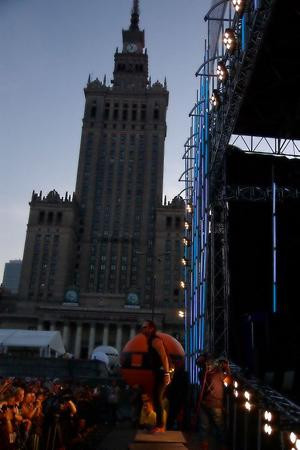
[130,0,140,31]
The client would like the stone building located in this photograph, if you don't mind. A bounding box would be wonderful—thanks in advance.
[0,1,185,357]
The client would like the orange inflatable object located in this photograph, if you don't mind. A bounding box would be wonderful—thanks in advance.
[120,332,185,396]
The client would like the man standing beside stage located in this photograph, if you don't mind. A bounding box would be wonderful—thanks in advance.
[140,320,171,433]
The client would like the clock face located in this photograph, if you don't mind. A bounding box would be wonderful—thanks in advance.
[126,43,138,53]
[65,289,78,303]
[127,292,139,305]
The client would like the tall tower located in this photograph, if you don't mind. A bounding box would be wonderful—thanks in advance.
[75,1,169,307]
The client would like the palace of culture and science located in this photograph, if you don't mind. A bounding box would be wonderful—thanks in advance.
[0,1,185,358]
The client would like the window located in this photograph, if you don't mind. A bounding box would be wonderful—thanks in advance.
[153,108,159,120]
[166,216,172,228]
[47,212,54,225]
[90,106,97,118]
[38,211,45,224]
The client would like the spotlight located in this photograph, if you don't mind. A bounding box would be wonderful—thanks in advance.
[244,391,251,401]
[264,411,272,422]
[264,424,272,435]
[210,89,221,110]
[217,61,228,82]
[245,401,252,411]
[182,237,191,246]
[224,28,237,53]
[186,204,193,214]
[290,432,297,444]
[232,0,245,14]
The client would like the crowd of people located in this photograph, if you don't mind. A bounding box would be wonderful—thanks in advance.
[0,376,137,450]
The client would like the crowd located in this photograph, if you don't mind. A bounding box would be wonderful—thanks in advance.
[0,376,134,450]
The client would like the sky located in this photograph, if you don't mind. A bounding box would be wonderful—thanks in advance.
[0,0,212,280]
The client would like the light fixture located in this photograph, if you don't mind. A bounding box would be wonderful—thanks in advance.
[264,424,272,435]
[244,391,251,401]
[232,0,245,14]
[217,61,228,82]
[182,237,191,246]
[224,28,237,53]
[296,439,300,450]
[290,432,297,445]
[245,401,252,411]
[233,389,239,398]
[180,281,186,289]
[178,310,185,318]
[264,411,272,422]
[181,257,189,266]
[186,204,193,214]
[234,381,238,388]
[184,220,190,230]
[210,89,221,110]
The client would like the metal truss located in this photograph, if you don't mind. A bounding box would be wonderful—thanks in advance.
[230,135,300,157]
[231,363,300,428]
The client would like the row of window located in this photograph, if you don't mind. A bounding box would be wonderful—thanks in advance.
[38,211,63,225]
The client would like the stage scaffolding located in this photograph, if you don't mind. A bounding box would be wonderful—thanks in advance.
[179,0,300,381]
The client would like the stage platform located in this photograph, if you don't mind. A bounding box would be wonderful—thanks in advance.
[129,430,187,449]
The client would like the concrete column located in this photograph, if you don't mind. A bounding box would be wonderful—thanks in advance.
[130,326,136,339]
[102,324,109,346]
[62,323,70,349]
[74,323,82,358]
[88,323,96,358]
[116,325,123,352]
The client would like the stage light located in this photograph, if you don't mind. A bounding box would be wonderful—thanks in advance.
[264,424,272,435]
[290,432,297,444]
[181,257,189,266]
[217,61,228,82]
[182,237,191,246]
[210,89,221,110]
[224,28,237,53]
[264,411,272,422]
[245,401,252,411]
[244,391,251,401]
[186,203,193,214]
[232,0,245,13]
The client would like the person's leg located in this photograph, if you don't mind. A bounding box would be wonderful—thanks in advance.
[210,407,227,447]
[152,373,165,429]
[198,404,211,447]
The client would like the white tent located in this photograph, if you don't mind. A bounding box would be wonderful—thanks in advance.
[0,329,65,356]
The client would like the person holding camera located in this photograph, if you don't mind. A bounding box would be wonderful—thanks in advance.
[196,354,231,450]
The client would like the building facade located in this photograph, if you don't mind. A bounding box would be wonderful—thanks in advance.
[0,2,185,356]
